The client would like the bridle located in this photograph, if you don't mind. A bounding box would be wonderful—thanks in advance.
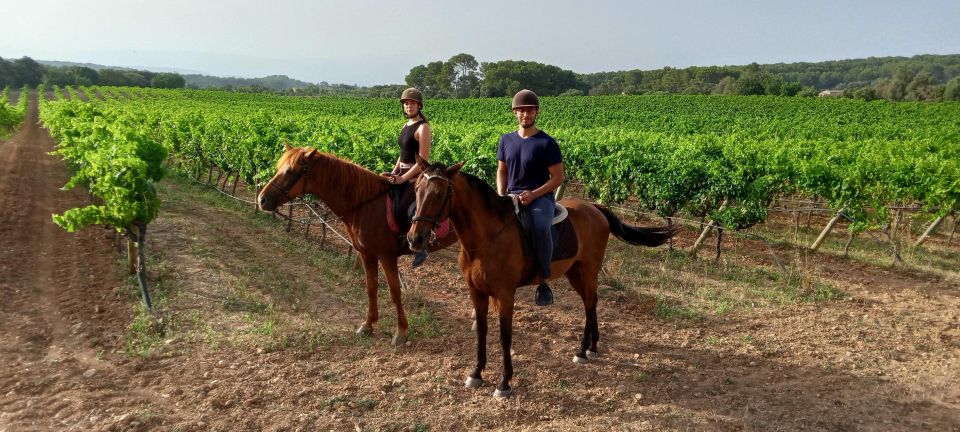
[411,171,453,232]
[265,150,314,199]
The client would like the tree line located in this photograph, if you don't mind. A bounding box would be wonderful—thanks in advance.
[0,56,186,89]
[405,54,588,98]
[405,53,960,101]
[5,53,958,102]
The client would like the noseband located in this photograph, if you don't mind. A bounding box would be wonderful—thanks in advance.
[411,171,452,230]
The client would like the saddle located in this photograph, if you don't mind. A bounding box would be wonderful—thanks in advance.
[386,183,450,238]
[509,196,579,263]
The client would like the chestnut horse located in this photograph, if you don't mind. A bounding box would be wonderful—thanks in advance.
[407,157,676,397]
[257,145,458,347]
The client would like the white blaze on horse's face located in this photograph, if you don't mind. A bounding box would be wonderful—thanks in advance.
[259,165,301,211]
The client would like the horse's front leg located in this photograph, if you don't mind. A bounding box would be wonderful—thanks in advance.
[379,257,408,348]
[465,289,489,390]
[356,253,380,337]
[494,292,516,398]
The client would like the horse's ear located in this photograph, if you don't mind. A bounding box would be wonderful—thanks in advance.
[415,154,429,170]
[446,161,465,176]
[284,141,293,152]
[306,148,317,158]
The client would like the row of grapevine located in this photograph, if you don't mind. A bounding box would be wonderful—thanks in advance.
[0,85,30,132]
[40,94,167,309]
[44,87,959,249]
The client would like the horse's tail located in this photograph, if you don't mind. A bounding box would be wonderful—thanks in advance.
[594,205,677,247]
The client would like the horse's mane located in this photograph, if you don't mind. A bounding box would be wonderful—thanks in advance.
[278,147,387,201]
[275,147,306,171]
[454,168,516,219]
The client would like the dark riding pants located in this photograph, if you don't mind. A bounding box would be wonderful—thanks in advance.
[525,193,555,279]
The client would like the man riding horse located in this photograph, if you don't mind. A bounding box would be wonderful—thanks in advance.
[497,89,564,306]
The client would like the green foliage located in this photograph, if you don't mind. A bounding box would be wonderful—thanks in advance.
[0,102,18,132]
[150,73,186,89]
[39,88,960,236]
[41,101,167,232]
[585,54,960,100]
[407,54,589,98]
[0,56,44,87]
[0,84,26,133]
[942,76,960,101]
[479,60,589,97]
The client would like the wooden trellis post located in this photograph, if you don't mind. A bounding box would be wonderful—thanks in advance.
[810,208,845,251]
[691,199,728,254]
[914,215,946,247]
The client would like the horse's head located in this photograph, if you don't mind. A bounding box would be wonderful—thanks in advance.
[257,143,317,211]
[407,155,464,252]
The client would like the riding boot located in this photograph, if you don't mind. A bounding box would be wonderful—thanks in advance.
[535,282,554,306]
[412,250,428,268]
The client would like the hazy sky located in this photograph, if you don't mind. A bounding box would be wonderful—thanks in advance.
[3,0,958,85]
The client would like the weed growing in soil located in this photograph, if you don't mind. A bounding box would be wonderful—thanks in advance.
[126,303,166,357]
[408,308,446,340]
[654,296,703,321]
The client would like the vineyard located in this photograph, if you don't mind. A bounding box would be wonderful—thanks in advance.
[39,86,959,246]
[2,87,958,430]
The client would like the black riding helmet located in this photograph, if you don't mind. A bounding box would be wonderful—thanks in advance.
[511,89,540,109]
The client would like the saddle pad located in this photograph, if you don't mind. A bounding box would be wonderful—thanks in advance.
[518,206,579,262]
[386,184,415,234]
[550,216,578,261]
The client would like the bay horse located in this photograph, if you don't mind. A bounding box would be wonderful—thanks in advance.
[257,145,458,347]
[406,156,676,397]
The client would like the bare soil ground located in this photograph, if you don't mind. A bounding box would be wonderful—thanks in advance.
[1,94,958,431]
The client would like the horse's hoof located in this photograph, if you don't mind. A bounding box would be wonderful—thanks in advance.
[464,377,483,389]
[471,320,477,333]
[573,355,588,364]
[392,334,407,348]
[586,350,599,359]
[356,324,372,337]
[493,388,512,398]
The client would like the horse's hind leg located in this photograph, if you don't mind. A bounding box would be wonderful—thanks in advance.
[584,271,600,358]
[586,297,600,358]
[567,263,599,363]
[380,257,408,348]
[356,253,380,337]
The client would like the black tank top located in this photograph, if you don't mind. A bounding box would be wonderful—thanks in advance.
[398,120,426,163]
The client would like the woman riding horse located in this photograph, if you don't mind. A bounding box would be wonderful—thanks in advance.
[258,145,458,347]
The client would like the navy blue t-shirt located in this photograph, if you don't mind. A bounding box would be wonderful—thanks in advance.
[496,130,563,194]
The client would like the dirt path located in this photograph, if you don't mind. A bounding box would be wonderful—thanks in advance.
[0,93,187,431]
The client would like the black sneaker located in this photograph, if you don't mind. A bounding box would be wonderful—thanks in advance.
[535,282,554,306]
[412,250,428,268]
